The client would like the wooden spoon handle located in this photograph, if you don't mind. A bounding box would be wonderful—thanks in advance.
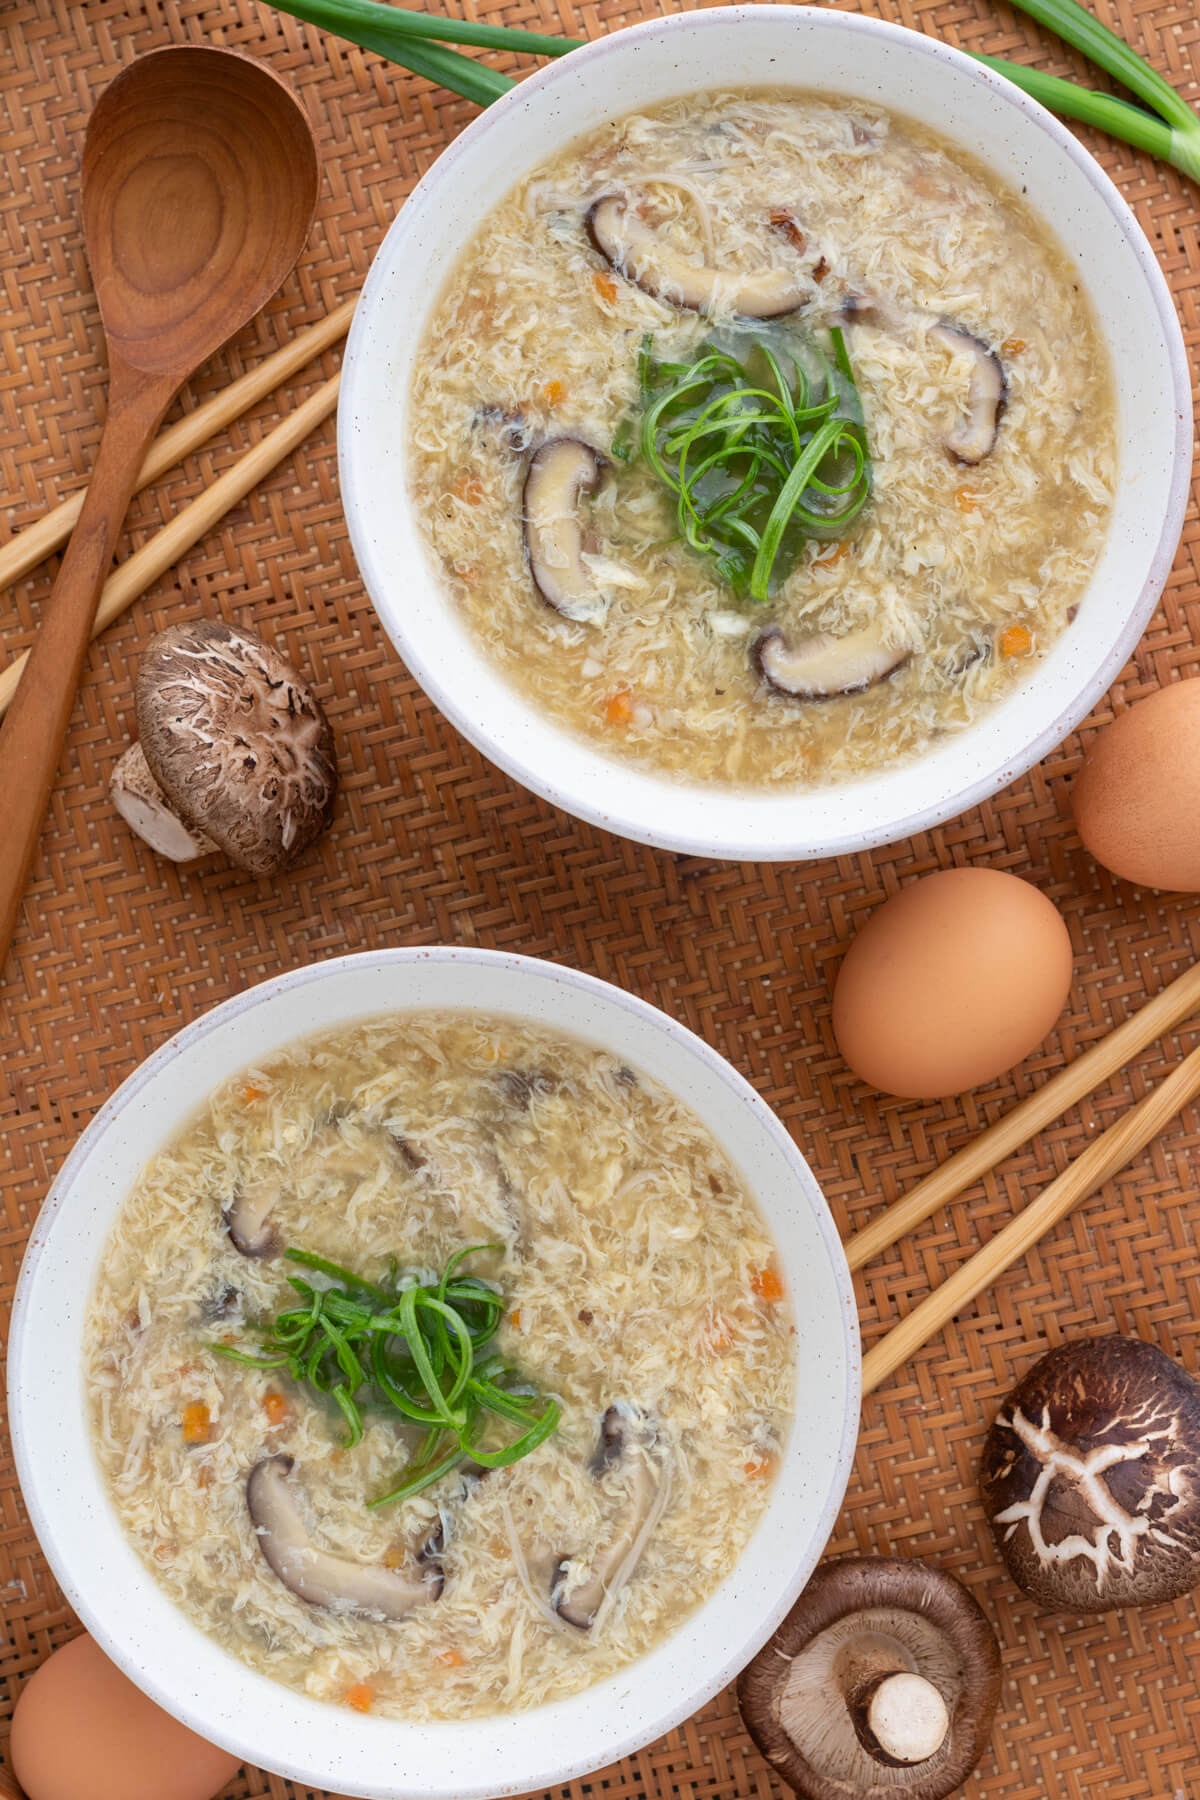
[0,363,173,969]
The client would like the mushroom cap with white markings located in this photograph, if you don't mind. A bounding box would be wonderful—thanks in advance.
[980,1336,1200,1612]
[134,619,337,877]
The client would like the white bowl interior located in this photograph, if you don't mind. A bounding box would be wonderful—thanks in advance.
[340,5,1190,861]
[10,949,859,1799]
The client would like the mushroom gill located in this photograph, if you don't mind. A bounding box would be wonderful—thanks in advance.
[523,438,610,624]
[586,193,809,319]
[737,1556,1002,1800]
[552,1403,668,1630]
[246,1455,443,1619]
[752,620,911,701]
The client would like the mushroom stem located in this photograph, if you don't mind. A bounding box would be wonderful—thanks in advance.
[110,742,217,863]
[849,1670,951,1767]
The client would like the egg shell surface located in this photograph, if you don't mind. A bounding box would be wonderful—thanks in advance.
[1072,680,1200,892]
[10,1633,240,1800]
[832,867,1073,1099]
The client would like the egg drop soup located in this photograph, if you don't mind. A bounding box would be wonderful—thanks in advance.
[407,89,1116,787]
[86,1013,795,1720]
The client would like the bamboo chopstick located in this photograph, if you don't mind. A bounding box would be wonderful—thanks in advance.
[0,299,356,592]
[0,374,340,720]
[845,956,1200,1271]
[860,1042,1200,1396]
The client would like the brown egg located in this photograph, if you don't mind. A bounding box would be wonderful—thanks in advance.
[1072,681,1200,891]
[11,1633,240,1800]
[832,867,1073,1099]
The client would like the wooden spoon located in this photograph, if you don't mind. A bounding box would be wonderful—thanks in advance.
[0,45,319,970]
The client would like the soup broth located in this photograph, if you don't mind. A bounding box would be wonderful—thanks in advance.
[408,90,1116,786]
[86,1014,794,1720]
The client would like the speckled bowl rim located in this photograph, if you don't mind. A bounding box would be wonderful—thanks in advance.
[339,3,1192,862]
[9,947,859,1799]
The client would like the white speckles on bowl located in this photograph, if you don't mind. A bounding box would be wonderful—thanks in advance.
[339,5,1191,861]
[9,948,858,1800]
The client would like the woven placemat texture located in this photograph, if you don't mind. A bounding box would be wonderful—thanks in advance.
[2,0,1199,1794]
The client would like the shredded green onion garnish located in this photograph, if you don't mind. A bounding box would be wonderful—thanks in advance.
[211,1246,559,1507]
[636,329,871,602]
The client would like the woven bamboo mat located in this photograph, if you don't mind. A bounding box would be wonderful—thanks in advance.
[1,0,1198,1794]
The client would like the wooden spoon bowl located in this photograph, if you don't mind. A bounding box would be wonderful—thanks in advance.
[0,46,320,973]
[85,47,320,374]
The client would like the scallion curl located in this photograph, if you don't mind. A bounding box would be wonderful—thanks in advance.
[210,1245,560,1508]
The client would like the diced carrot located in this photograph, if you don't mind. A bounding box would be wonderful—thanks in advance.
[452,471,485,505]
[542,379,566,409]
[955,487,980,513]
[705,1317,736,1352]
[744,1455,774,1480]
[435,1649,465,1669]
[604,689,634,727]
[1001,336,1027,356]
[345,1684,374,1714]
[263,1390,289,1426]
[509,1308,523,1332]
[823,537,854,562]
[237,1080,267,1105]
[181,1402,212,1445]
[384,1544,410,1570]
[751,1266,785,1304]
[593,271,618,305]
[999,623,1033,658]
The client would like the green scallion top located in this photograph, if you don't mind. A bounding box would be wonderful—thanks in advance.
[211,1246,559,1508]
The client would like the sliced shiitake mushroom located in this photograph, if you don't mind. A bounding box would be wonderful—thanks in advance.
[752,621,911,701]
[837,299,1008,464]
[586,193,808,319]
[523,438,609,624]
[224,1178,281,1260]
[928,323,1007,464]
[552,1403,667,1630]
[247,1455,443,1618]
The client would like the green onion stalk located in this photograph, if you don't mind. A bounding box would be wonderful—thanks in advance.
[264,0,1199,188]
[212,1246,559,1507]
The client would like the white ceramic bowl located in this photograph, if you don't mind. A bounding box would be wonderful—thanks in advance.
[340,4,1191,862]
[9,948,859,1799]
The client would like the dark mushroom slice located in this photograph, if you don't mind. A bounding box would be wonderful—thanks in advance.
[198,1282,242,1324]
[737,1556,1002,1800]
[247,1455,442,1618]
[552,1403,666,1630]
[586,193,808,319]
[523,438,609,625]
[498,1068,560,1109]
[114,619,338,877]
[928,323,1007,464]
[753,622,911,701]
[223,1178,281,1260]
[979,1335,1200,1613]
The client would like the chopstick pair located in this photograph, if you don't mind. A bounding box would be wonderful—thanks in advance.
[0,297,357,719]
[855,959,1200,1395]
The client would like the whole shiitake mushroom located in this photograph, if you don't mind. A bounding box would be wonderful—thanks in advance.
[737,1556,1002,1799]
[980,1335,1200,1612]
